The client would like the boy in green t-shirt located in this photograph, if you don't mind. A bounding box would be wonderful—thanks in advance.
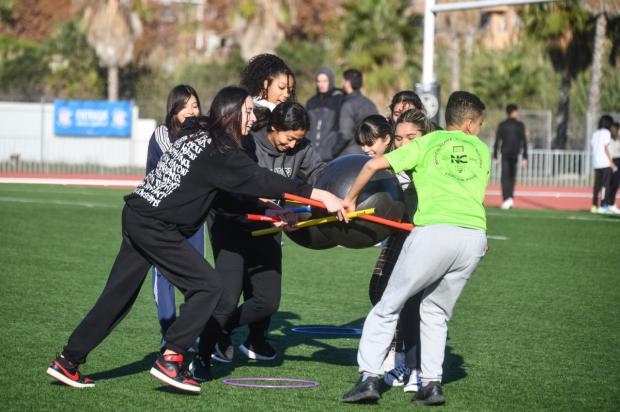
[341,91,489,406]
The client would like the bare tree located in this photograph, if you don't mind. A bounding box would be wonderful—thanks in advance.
[81,0,142,101]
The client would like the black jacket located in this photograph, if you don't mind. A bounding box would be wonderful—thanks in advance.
[494,118,528,159]
[334,90,378,157]
[125,129,312,238]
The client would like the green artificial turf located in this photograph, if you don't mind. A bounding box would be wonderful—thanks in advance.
[0,184,618,411]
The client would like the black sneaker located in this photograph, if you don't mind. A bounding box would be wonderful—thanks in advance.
[46,354,95,388]
[189,355,213,383]
[413,381,445,406]
[238,338,277,361]
[150,353,200,393]
[211,334,233,363]
[341,375,380,403]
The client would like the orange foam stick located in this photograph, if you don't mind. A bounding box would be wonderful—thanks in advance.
[283,193,413,232]
[246,214,281,222]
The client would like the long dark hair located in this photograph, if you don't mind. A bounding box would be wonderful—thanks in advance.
[268,101,309,132]
[206,86,251,151]
[165,84,201,140]
[389,90,424,123]
[355,114,392,147]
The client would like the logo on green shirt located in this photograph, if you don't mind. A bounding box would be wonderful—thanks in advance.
[434,138,483,182]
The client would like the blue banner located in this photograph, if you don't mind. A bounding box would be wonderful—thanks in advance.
[54,100,132,137]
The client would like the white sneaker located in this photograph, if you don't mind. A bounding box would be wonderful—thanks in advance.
[598,205,611,214]
[384,365,411,387]
[403,369,420,392]
[500,198,513,209]
[608,205,620,214]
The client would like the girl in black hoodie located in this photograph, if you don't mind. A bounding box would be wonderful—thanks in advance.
[46,87,344,394]
[192,102,326,379]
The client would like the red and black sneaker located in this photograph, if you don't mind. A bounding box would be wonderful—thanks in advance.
[150,353,200,393]
[46,354,95,388]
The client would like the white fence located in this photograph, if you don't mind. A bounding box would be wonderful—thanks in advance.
[490,149,592,188]
[0,101,156,175]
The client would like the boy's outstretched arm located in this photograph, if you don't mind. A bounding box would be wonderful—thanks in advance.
[343,156,391,212]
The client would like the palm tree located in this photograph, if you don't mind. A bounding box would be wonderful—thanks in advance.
[522,3,593,148]
[581,0,620,137]
[81,0,142,101]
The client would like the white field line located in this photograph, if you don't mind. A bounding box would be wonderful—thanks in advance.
[486,210,620,223]
[486,190,590,198]
[0,196,119,209]
[0,177,141,188]
[487,235,509,240]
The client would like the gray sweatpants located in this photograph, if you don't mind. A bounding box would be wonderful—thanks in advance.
[357,224,487,381]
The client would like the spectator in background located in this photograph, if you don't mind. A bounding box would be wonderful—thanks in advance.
[493,104,528,209]
[591,115,617,214]
[305,67,345,162]
[333,69,378,158]
[603,121,620,214]
[388,91,425,125]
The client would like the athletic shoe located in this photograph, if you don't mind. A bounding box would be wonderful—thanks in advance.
[188,355,213,383]
[150,353,200,393]
[46,354,95,388]
[238,338,277,361]
[413,381,445,406]
[384,365,411,387]
[608,205,620,214]
[598,205,611,214]
[500,198,513,209]
[341,375,380,403]
[211,334,233,363]
[591,205,599,213]
[403,369,420,393]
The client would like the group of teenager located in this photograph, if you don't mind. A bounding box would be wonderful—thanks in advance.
[591,114,620,214]
[46,53,492,407]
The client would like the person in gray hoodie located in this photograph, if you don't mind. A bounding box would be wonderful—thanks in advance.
[306,67,345,162]
[191,102,326,381]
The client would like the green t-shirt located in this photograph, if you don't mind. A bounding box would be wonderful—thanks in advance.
[384,130,490,230]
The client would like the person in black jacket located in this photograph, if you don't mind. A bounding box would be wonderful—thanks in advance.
[191,102,327,380]
[333,69,378,158]
[305,67,345,162]
[45,86,345,394]
[493,104,528,209]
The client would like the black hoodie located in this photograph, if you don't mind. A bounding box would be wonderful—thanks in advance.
[305,67,345,162]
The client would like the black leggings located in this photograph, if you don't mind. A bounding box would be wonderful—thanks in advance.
[593,167,612,207]
[501,156,518,200]
[605,159,620,206]
[369,231,421,370]
[63,206,222,363]
[200,216,281,354]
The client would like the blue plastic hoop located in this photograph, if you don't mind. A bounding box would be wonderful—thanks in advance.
[290,326,362,336]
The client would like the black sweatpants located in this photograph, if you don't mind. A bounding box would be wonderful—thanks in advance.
[593,167,612,207]
[62,205,223,364]
[200,216,281,352]
[369,231,421,370]
[501,156,518,200]
[605,159,620,206]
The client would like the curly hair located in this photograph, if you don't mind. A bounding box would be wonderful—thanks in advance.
[240,53,296,102]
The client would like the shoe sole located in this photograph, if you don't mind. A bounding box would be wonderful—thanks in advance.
[413,395,445,405]
[149,367,201,393]
[341,392,380,403]
[47,367,95,388]
[403,384,418,393]
[238,344,276,361]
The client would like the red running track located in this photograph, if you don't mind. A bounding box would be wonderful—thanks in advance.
[0,174,612,212]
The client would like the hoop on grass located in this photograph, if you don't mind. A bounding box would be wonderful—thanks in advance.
[290,326,362,336]
[222,377,320,389]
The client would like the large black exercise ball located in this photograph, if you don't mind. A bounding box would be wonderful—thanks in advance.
[315,154,406,248]
[284,202,338,250]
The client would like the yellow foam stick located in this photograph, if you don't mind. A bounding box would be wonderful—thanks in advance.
[251,208,376,237]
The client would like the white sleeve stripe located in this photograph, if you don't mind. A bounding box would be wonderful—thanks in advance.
[155,126,172,152]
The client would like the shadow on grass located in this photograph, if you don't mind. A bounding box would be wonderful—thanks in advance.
[87,352,158,381]
[211,311,467,385]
